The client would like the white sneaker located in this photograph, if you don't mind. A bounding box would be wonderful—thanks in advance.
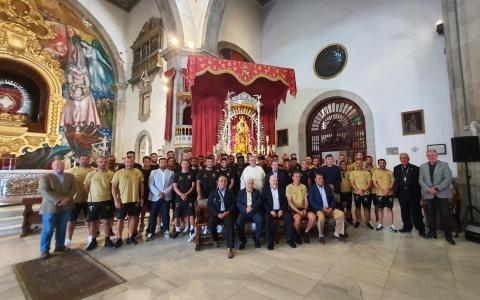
[164,231,171,239]
[376,224,384,230]
[202,226,208,235]
[187,233,195,242]
[87,235,93,244]
[251,223,256,231]
[64,239,72,248]
[217,224,224,233]
[390,225,398,233]
[183,226,190,234]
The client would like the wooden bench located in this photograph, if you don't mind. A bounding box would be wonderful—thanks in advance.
[20,197,42,237]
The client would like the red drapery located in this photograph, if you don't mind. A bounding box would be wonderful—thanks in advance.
[163,68,176,142]
[186,56,296,156]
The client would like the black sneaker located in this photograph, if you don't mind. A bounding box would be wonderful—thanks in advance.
[367,223,374,230]
[254,239,261,248]
[127,237,138,245]
[172,231,181,239]
[287,240,297,248]
[353,222,360,228]
[424,233,435,239]
[347,219,353,225]
[114,239,123,248]
[303,232,310,243]
[86,238,97,251]
[239,241,246,250]
[104,238,115,248]
[295,234,303,244]
[446,237,456,245]
[399,228,412,233]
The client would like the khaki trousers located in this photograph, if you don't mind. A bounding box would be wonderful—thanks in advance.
[316,209,345,237]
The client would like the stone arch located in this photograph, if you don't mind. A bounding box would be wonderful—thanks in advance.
[135,130,153,160]
[201,0,228,53]
[154,0,185,47]
[217,41,255,62]
[298,90,375,159]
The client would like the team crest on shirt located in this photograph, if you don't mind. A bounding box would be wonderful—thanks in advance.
[179,176,183,180]
[187,175,191,180]
[188,202,193,207]
[212,173,216,178]
[203,173,207,178]
[226,172,230,177]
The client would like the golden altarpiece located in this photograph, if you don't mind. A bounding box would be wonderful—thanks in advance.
[0,0,64,157]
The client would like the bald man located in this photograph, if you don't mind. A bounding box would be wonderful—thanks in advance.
[393,153,425,236]
[39,160,77,259]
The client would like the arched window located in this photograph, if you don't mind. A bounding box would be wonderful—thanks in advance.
[307,97,366,161]
[136,131,152,161]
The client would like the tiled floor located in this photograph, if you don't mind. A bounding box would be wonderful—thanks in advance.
[0,206,479,300]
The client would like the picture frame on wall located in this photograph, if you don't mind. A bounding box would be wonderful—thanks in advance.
[277,129,288,147]
[401,109,425,135]
[427,144,447,155]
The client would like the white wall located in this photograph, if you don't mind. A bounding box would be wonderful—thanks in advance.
[218,0,262,61]
[261,0,456,173]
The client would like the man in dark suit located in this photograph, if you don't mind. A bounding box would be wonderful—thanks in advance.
[393,153,425,236]
[264,160,289,190]
[236,178,263,249]
[208,175,236,258]
[308,173,347,244]
[262,175,296,250]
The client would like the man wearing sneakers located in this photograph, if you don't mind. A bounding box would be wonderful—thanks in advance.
[171,159,196,239]
[146,158,174,241]
[65,154,94,248]
[349,159,374,229]
[372,159,397,232]
[111,157,144,246]
[84,156,115,250]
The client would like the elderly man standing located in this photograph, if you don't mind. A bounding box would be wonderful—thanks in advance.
[39,159,76,259]
[419,150,455,245]
[240,156,265,191]
[237,178,264,249]
[393,153,425,236]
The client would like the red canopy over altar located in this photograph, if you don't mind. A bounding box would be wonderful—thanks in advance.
[185,55,296,156]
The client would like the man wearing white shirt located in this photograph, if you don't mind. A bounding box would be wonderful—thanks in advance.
[240,156,265,191]
[146,158,174,240]
[262,175,296,250]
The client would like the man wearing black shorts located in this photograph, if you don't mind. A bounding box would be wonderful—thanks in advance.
[140,156,153,233]
[195,155,219,242]
[172,159,196,239]
[349,159,373,229]
[111,157,144,247]
[84,156,115,250]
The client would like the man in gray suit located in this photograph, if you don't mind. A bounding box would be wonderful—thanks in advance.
[418,150,455,245]
[39,159,77,258]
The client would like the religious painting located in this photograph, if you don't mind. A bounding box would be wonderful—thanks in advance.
[314,44,348,79]
[427,144,447,155]
[401,109,425,135]
[277,129,288,147]
[15,0,115,169]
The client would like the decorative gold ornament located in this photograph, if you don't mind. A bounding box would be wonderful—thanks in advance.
[0,0,65,156]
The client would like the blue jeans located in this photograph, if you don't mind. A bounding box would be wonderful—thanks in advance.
[40,209,71,253]
[147,199,170,234]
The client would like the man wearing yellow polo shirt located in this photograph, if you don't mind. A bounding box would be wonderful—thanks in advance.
[65,154,94,248]
[339,160,353,225]
[286,170,316,244]
[372,159,397,232]
[348,152,366,171]
[349,159,373,229]
[84,156,115,250]
[365,155,380,224]
[111,156,144,247]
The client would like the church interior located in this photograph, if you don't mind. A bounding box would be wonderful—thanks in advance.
[0,0,480,299]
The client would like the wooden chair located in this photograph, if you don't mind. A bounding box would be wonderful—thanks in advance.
[20,197,42,237]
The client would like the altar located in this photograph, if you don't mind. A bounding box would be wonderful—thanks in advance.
[184,55,297,156]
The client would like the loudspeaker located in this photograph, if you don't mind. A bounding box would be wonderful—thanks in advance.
[465,224,480,244]
[451,136,480,162]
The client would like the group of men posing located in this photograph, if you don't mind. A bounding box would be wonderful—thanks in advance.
[38,148,455,260]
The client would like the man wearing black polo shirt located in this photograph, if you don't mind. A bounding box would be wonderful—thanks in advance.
[232,155,245,193]
[196,156,219,201]
[172,159,196,239]
[318,154,342,204]
[218,158,235,190]
[139,156,152,234]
